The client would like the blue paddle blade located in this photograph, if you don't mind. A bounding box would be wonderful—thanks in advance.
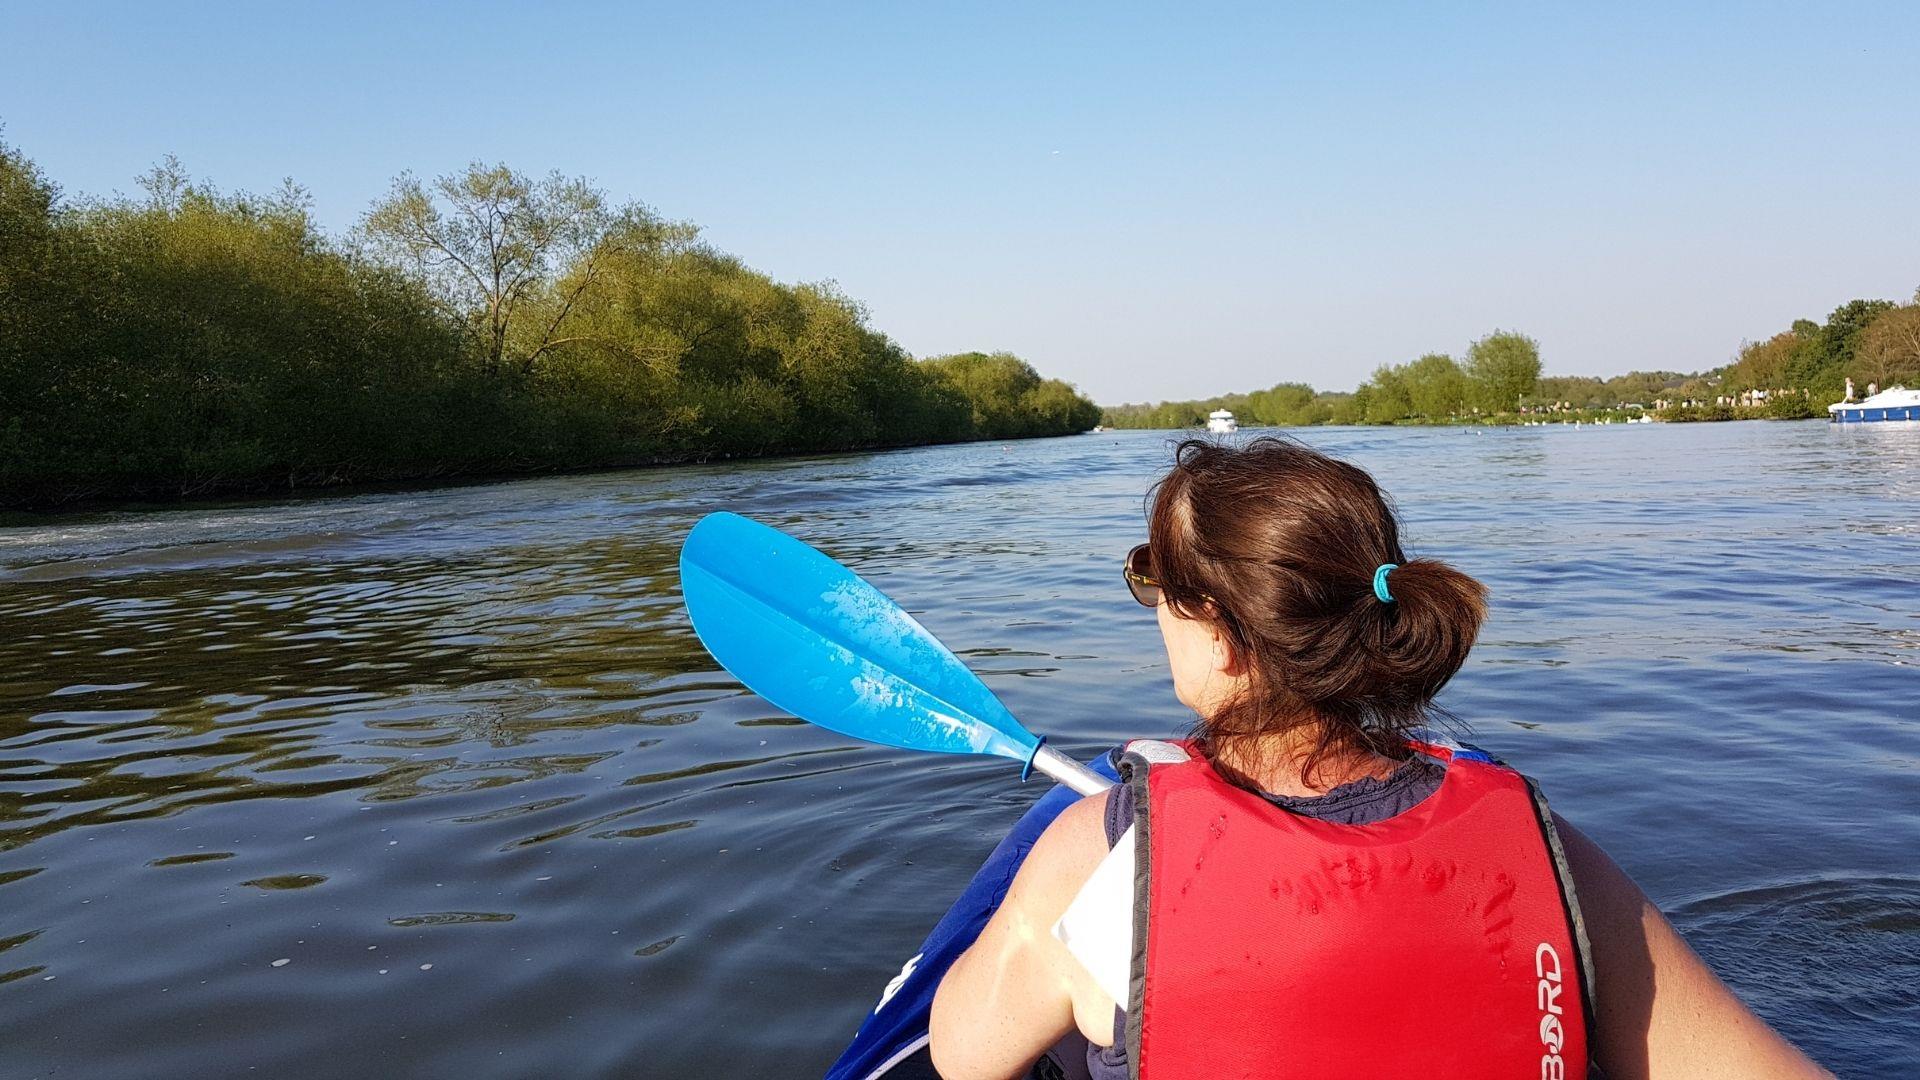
[679,512,1039,766]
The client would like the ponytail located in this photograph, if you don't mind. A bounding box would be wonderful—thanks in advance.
[1147,437,1487,782]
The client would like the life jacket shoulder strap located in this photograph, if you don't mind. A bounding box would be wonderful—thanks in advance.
[1119,738,1193,770]
[1521,774,1599,1040]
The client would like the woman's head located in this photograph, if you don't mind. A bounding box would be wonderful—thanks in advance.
[1138,436,1487,780]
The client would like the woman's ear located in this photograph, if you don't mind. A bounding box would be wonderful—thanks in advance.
[1209,618,1244,677]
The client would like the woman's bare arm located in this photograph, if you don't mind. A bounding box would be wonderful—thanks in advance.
[1556,815,1831,1079]
[929,793,1115,1080]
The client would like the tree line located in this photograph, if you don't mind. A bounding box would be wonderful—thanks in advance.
[1102,331,1546,427]
[1101,298,1920,429]
[0,144,1100,508]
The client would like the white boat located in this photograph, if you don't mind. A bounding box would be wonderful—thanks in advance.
[1828,386,1920,424]
[1206,409,1238,434]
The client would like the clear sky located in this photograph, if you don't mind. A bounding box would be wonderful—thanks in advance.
[4,2,1915,403]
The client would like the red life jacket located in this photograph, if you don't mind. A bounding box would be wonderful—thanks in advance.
[1120,739,1593,1080]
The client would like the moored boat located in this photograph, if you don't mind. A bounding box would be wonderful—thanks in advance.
[1828,386,1920,423]
[1206,409,1238,434]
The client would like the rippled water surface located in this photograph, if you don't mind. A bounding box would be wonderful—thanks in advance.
[2,422,1916,1078]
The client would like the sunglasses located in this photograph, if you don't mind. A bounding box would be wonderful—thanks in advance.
[1124,544,1222,610]
[1123,544,1162,607]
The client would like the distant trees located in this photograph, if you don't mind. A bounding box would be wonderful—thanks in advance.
[919,352,1102,438]
[1363,364,1413,424]
[1099,329,1680,431]
[1331,386,1368,425]
[1727,332,1796,392]
[1763,300,1894,399]
[1464,331,1542,413]
[1722,295,1918,402]
[1100,381,1349,429]
[1243,382,1320,425]
[1106,287,1920,434]
[0,143,1100,507]
[1101,289,1920,433]
[1403,353,1467,418]
[1533,375,1603,409]
[1340,334,1540,424]
[1850,296,1920,391]
[1332,335,1542,424]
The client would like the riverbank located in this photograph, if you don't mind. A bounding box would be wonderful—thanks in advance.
[0,427,1093,521]
[1104,405,1822,434]
[1388,397,1822,426]
[1104,395,1828,432]
[1,146,1100,511]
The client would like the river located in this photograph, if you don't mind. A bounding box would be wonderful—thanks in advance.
[1,422,1915,1077]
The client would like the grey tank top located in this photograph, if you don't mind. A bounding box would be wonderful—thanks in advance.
[1086,754,1447,1080]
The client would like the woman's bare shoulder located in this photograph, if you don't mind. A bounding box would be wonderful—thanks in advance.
[928,790,1118,1078]
[1012,791,1112,911]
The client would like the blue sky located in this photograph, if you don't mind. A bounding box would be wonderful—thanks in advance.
[4,2,1915,402]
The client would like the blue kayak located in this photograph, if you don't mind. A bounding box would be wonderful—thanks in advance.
[826,751,1121,1079]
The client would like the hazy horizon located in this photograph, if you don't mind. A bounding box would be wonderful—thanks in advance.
[5,3,1915,403]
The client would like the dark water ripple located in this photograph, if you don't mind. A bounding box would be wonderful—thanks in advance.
[1,422,1916,1077]
[1672,876,1920,1070]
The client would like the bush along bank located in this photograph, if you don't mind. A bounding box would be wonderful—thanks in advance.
[0,146,1100,509]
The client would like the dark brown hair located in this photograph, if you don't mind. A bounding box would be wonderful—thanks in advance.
[1146,436,1487,785]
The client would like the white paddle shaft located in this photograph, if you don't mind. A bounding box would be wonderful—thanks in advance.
[1030,744,1114,795]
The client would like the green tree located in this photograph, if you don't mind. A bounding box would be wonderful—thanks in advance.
[1774,301,1893,400]
[922,352,1043,436]
[1241,382,1314,425]
[1331,385,1371,425]
[1603,371,1685,406]
[361,163,685,374]
[1821,299,1896,365]
[1362,364,1413,423]
[920,351,1098,438]
[1727,332,1796,392]
[0,141,68,488]
[1849,301,1920,391]
[1402,353,1466,417]
[1464,330,1541,413]
[1534,375,1607,409]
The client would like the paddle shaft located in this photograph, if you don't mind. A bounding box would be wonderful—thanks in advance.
[1031,744,1114,795]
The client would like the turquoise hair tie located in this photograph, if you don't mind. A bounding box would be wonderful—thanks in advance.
[1372,563,1398,603]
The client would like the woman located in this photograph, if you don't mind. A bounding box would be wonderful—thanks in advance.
[929,437,1824,1080]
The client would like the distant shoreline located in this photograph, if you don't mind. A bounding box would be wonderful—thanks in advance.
[1098,403,1824,433]
[1101,294,1915,431]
